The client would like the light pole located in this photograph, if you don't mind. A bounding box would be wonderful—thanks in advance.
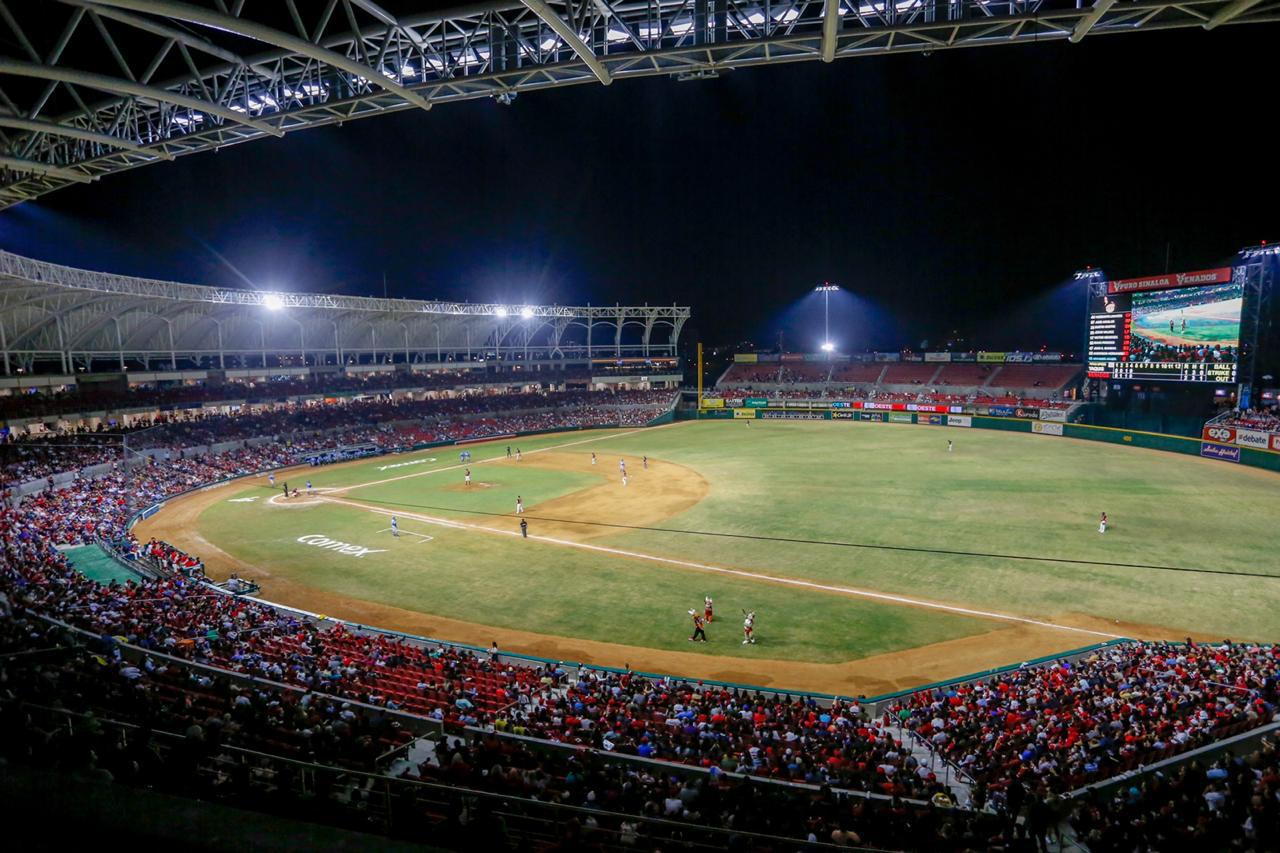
[815,283,838,358]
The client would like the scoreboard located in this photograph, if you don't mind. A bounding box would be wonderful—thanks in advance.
[1086,267,1242,384]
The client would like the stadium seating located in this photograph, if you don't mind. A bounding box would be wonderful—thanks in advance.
[880,364,942,385]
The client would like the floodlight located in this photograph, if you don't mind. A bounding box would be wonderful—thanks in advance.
[821,341,835,353]
[520,306,535,320]
[494,306,509,318]
[814,284,839,292]
[262,293,284,311]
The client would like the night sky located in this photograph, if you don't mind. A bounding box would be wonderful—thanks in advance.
[3,24,1276,354]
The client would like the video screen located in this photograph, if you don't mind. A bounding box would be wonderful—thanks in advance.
[1086,269,1241,383]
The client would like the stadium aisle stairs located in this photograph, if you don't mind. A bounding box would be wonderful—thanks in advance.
[879,719,974,807]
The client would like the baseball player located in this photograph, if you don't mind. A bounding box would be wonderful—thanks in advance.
[742,610,756,645]
[520,518,528,538]
[643,455,648,469]
[464,468,471,486]
[704,596,714,623]
[516,448,522,461]
[1098,512,1107,534]
[689,610,707,642]
[391,516,399,537]
[618,458,626,474]
[269,472,276,488]
[947,440,953,453]
[591,452,597,466]
[621,473,628,487]
[306,480,313,495]
[516,496,524,515]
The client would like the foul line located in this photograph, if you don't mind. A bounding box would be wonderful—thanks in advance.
[328,424,675,494]
[321,494,1121,640]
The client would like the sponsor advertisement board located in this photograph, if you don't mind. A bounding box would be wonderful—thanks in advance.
[951,352,977,362]
[988,405,1016,417]
[1038,408,1068,422]
[744,397,769,408]
[733,353,758,363]
[725,398,743,407]
[978,351,1007,363]
[701,398,724,408]
[1005,352,1036,363]
[1272,434,1280,452]
[925,352,951,362]
[780,353,805,363]
[920,414,944,425]
[1202,425,1236,443]
[1200,442,1241,462]
[1032,421,1064,436]
[906,403,950,413]
[1235,429,1270,449]
[862,401,894,410]
[733,408,757,419]
[832,411,857,420]
[1033,352,1063,362]
[888,412,915,424]
[1110,267,1233,294]
[830,401,853,408]
[860,412,888,422]
[903,352,924,362]
[874,352,901,362]
[947,415,972,427]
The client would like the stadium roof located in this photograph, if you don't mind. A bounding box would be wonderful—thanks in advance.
[3,0,1277,208]
[0,249,690,373]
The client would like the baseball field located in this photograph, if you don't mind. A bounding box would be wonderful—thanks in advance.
[134,419,1280,696]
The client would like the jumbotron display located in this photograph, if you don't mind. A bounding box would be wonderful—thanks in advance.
[1087,267,1243,382]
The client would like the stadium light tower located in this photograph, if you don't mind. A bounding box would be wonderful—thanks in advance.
[520,306,534,319]
[262,293,284,311]
[814,283,839,356]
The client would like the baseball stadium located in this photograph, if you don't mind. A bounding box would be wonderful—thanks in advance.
[3,3,1280,851]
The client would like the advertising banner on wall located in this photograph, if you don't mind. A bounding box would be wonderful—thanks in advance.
[860,412,888,422]
[978,352,1007,363]
[830,401,852,408]
[733,353,758,363]
[1110,267,1232,294]
[725,398,742,407]
[1005,352,1036,363]
[925,352,951,362]
[832,411,857,420]
[951,352,977,362]
[780,353,805,363]
[733,408,757,419]
[888,412,915,424]
[1235,429,1270,449]
[873,352,901,362]
[1033,352,1063,362]
[744,397,768,408]
[1200,442,1241,462]
[701,398,724,408]
[1272,434,1280,452]
[1032,421,1064,436]
[989,405,1016,417]
[862,401,894,410]
[947,415,972,427]
[1202,425,1236,443]
[1038,408,1068,422]
[919,414,944,425]
[903,352,924,362]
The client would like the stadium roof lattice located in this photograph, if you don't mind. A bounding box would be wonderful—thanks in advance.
[2,0,1278,208]
[0,250,690,374]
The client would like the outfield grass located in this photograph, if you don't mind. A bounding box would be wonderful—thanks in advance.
[197,421,1280,662]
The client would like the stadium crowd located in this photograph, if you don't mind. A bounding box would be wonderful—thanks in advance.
[887,641,1280,796]
[1216,407,1280,432]
[2,388,674,487]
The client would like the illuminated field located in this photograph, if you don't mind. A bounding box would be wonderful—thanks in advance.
[137,421,1280,694]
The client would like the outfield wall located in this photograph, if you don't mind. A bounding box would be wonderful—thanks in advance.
[694,408,1280,473]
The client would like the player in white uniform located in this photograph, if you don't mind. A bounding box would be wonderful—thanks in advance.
[391,516,399,537]
[621,473,628,487]
[516,496,524,514]
[947,440,953,453]
[1098,511,1107,534]
[591,453,597,465]
[516,448,522,461]
[464,468,471,486]
[742,610,756,645]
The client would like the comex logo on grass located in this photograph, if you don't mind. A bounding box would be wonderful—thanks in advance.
[296,534,386,558]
